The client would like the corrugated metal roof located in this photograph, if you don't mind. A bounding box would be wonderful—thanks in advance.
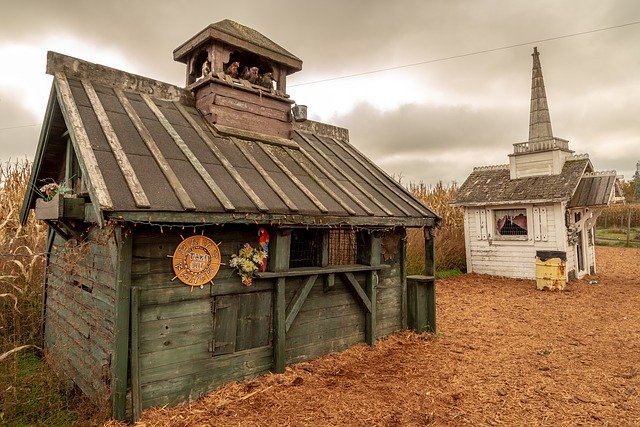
[568,172,617,208]
[452,159,590,206]
[23,68,436,227]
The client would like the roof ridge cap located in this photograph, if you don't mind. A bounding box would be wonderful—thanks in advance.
[473,164,509,171]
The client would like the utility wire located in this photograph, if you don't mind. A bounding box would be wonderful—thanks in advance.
[289,19,640,87]
[0,123,42,131]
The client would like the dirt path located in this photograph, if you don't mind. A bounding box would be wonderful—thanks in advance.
[117,246,640,426]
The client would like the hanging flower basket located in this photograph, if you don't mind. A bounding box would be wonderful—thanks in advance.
[229,243,265,286]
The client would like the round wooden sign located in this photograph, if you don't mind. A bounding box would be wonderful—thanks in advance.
[171,235,221,286]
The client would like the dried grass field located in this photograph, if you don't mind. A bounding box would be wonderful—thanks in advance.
[118,246,640,426]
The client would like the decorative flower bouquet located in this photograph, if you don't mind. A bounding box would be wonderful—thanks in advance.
[229,243,265,286]
[39,182,73,201]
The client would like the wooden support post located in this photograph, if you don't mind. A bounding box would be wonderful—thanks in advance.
[365,232,381,346]
[270,229,290,374]
[406,226,437,333]
[399,229,408,329]
[424,226,435,278]
[112,227,132,420]
[424,227,436,333]
[130,286,142,422]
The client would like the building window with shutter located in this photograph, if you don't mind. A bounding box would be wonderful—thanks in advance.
[494,208,528,238]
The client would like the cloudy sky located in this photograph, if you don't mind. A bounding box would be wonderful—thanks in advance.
[1,0,639,185]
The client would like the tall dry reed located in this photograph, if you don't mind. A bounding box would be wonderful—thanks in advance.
[0,160,47,353]
[406,181,465,274]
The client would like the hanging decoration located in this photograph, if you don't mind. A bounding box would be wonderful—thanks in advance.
[229,243,265,286]
[170,235,222,287]
[257,227,269,272]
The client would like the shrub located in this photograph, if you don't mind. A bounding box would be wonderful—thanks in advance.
[406,181,465,275]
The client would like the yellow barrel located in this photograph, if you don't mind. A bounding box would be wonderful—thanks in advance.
[535,251,567,290]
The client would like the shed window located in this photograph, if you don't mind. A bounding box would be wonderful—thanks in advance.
[290,229,321,268]
[289,229,359,268]
[495,209,528,236]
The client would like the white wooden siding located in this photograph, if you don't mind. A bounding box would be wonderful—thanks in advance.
[465,203,564,280]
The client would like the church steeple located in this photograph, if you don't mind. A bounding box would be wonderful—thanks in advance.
[528,47,554,142]
[509,47,573,179]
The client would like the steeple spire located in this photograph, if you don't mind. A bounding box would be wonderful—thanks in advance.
[528,47,553,142]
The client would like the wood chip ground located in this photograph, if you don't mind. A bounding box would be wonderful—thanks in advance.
[108,246,639,426]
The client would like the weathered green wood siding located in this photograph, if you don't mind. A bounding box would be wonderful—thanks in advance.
[44,227,118,404]
[130,225,407,411]
[132,225,274,410]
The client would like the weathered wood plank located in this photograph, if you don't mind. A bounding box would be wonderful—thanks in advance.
[212,294,238,355]
[171,102,235,211]
[112,227,132,420]
[54,73,112,220]
[213,93,289,121]
[256,264,390,279]
[285,331,365,365]
[140,311,211,341]
[143,94,234,212]
[140,345,272,387]
[140,299,212,322]
[329,136,432,216]
[287,149,357,215]
[130,286,142,422]
[257,144,328,213]
[189,120,269,212]
[295,143,375,215]
[212,123,299,149]
[232,139,299,212]
[236,292,272,351]
[285,274,317,333]
[110,210,436,228]
[365,235,381,346]
[339,272,372,313]
[141,347,273,409]
[114,89,196,211]
[82,80,151,208]
[296,131,394,216]
[271,229,290,374]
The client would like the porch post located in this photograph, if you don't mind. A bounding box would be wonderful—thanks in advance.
[270,229,290,374]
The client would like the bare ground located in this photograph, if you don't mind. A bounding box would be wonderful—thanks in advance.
[115,246,640,426]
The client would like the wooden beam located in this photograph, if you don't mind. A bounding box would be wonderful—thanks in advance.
[365,234,381,346]
[195,121,269,212]
[54,73,112,221]
[255,263,390,279]
[285,275,318,332]
[130,286,142,422]
[424,227,435,277]
[114,89,196,211]
[314,135,411,215]
[213,123,299,149]
[112,227,132,420]
[329,136,433,217]
[144,94,239,211]
[82,80,151,208]
[287,149,357,215]
[270,230,290,374]
[108,210,435,228]
[232,138,299,212]
[296,131,393,216]
[172,102,236,211]
[340,272,372,313]
[257,144,329,213]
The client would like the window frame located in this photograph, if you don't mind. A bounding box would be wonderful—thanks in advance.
[491,206,532,242]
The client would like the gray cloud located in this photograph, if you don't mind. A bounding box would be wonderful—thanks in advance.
[1,0,639,184]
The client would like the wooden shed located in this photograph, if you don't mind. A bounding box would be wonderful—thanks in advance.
[19,20,438,419]
[452,47,623,285]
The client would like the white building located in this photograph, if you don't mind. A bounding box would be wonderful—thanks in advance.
[453,47,623,283]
